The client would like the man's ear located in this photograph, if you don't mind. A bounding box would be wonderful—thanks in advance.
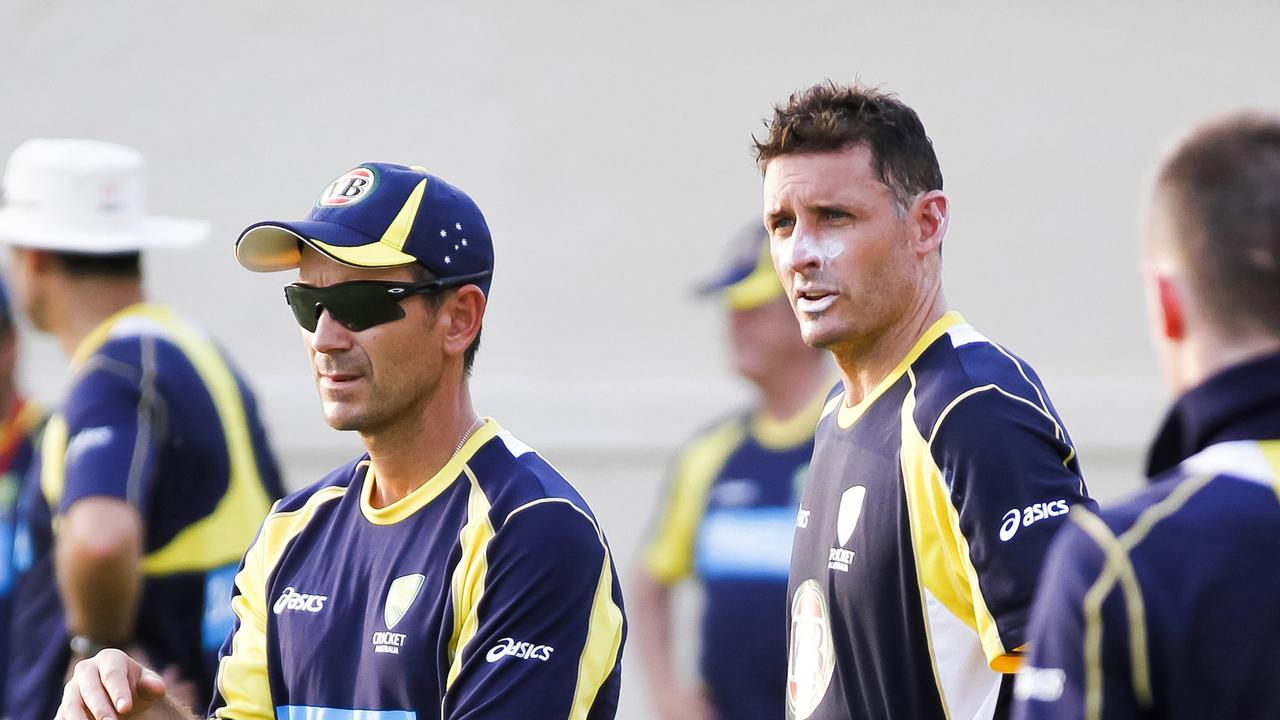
[911,190,949,257]
[440,285,486,358]
[1145,263,1186,342]
[15,247,57,277]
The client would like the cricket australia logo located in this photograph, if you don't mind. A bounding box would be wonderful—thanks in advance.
[372,573,425,655]
[828,485,866,572]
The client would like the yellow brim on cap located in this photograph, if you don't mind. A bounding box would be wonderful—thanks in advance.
[236,177,426,272]
[722,246,785,310]
[307,237,417,268]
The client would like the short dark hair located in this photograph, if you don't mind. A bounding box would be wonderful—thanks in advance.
[408,264,481,374]
[753,81,943,211]
[50,251,142,278]
[1155,112,1280,339]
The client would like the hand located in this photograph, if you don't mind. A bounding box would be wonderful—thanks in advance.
[57,648,167,720]
[156,664,199,714]
[655,684,718,720]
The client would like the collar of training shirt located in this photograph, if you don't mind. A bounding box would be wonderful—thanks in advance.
[1146,350,1280,479]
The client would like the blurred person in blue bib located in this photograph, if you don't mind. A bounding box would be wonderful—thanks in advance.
[56,162,626,720]
[634,222,829,720]
[0,273,45,714]
[1014,113,1280,720]
[0,139,284,719]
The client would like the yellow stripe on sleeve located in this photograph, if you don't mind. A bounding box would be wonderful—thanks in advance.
[445,466,497,690]
[641,420,744,584]
[569,541,625,719]
[1073,474,1214,720]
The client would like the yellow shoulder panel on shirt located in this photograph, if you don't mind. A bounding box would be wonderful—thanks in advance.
[899,375,1010,671]
[641,418,746,584]
[214,485,346,720]
[39,414,69,516]
[124,305,274,575]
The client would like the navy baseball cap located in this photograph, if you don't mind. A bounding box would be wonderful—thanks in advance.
[698,221,784,310]
[235,163,494,295]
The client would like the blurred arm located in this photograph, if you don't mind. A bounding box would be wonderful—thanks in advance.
[632,570,715,720]
[57,496,144,648]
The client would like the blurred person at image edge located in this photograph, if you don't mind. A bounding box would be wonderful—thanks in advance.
[0,272,45,712]
[1014,113,1280,719]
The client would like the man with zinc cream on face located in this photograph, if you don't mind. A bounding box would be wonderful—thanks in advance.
[762,82,1095,720]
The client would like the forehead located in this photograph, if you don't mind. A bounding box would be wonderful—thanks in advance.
[297,246,416,284]
[762,145,886,209]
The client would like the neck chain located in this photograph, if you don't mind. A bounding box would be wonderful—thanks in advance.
[452,417,484,459]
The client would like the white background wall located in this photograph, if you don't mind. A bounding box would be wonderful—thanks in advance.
[4,2,1279,716]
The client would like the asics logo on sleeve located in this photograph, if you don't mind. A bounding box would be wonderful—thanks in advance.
[272,587,328,614]
[485,637,555,663]
[999,500,1070,541]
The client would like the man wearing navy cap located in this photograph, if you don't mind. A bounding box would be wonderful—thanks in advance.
[57,163,626,720]
[1014,114,1280,719]
[0,138,284,720]
[634,222,828,720]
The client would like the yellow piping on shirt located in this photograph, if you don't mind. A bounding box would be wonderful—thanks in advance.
[1075,474,1216,720]
[445,465,496,689]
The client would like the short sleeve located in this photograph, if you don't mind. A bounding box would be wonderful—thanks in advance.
[640,423,741,584]
[641,455,707,584]
[929,387,1095,665]
[1012,511,1142,719]
[58,344,164,514]
[443,501,625,720]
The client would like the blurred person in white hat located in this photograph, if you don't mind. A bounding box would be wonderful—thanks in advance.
[634,222,829,720]
[0,138,284,719]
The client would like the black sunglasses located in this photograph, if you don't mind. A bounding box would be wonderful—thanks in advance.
[283,272,490,332]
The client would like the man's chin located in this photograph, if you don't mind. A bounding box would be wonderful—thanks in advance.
[800,322,842,351]
[320,402,370,432]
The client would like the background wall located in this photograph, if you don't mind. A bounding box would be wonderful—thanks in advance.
[4,1,1278,716]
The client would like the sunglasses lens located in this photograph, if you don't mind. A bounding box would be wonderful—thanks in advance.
[284,283,409,332]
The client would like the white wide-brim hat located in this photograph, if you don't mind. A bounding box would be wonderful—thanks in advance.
[0,138,208,253]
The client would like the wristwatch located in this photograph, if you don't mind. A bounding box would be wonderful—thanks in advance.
[69,635,110,657]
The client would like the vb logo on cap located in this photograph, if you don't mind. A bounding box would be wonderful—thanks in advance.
[319,167,377,207]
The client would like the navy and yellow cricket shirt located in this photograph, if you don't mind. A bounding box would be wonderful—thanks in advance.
[786,312,1093,720]
[643,385,826,720]
[210,418,626,720]
[0,398,43,710]
[5,304,283,720]
[1015,351,1280,720]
